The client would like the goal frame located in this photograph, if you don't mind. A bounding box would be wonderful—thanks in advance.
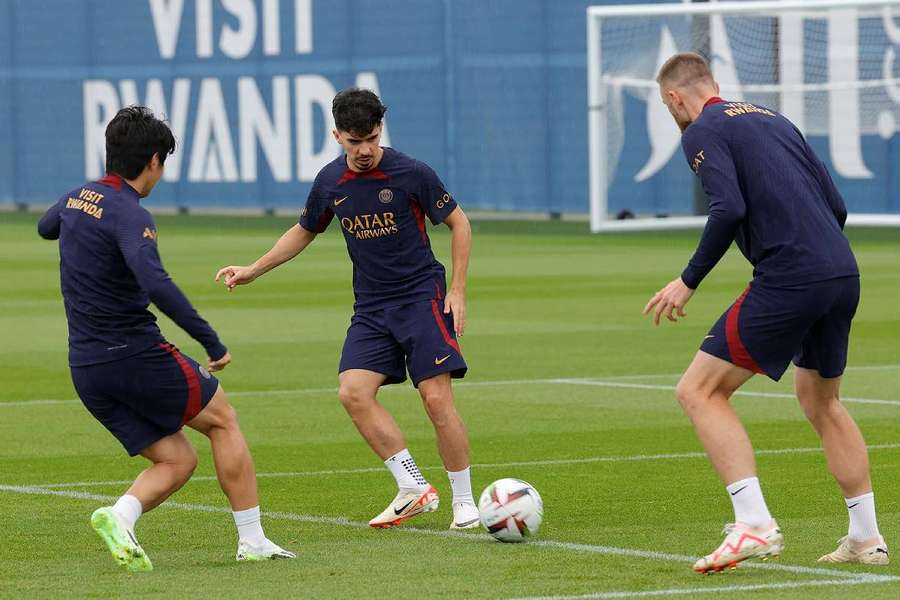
[586,0,900,232]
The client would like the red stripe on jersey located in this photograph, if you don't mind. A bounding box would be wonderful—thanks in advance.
[409,200,428,244]
[97,174,123,191]
[725,285,765,374]
[704,96,725,108]
[431,299,460,354]
[336,168,390,186]
[159,343,203,424]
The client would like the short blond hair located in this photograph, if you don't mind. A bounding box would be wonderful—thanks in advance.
[656,52,715,89]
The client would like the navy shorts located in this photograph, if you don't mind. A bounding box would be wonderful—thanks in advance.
[339,299,468,387]
[70,342,220,456]
[701,276,860,381]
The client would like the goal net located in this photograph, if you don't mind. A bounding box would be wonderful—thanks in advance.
[587,0,900,232]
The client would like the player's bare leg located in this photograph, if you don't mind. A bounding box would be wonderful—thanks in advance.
[338,369,404,459]
[187,386,256,510]
[186,386,295,560]
[418,373,478,529]
[795,368,888,564]
[338,369,439,527]
[676,351,782,573]
[91,431,197,572]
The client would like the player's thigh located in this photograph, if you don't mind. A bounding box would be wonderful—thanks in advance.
[677,350,755,404]
[338,369,389,405]
[185,384,238,435]
[700,282,824,382]
[388,300,467,388]
[794,277,859,379]
[339,311,406,385]
[139,429,198,468]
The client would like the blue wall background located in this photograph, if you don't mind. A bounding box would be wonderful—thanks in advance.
[0,0,897,215]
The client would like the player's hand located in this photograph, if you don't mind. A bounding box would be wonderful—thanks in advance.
[643,277,695,326]
[207,352,232,372]
[444,287,466,337]
[215,265,257,291]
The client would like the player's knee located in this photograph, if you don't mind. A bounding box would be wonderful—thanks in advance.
[338,383,373,411]
[421,389,455,423]
[800,394,841,427]
[172,445,198,485]
[675,379,699,411]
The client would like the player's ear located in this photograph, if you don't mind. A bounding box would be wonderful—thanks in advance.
[332,129,341,143]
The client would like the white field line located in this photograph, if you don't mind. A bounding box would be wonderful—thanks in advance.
[512,577,898,600]
[28,443,900,489]
[552,379,900,407]
[1,483,894,585]
[2,364,899,408]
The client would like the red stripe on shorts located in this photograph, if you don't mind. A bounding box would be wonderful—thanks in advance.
[159,343,203,424]
[725,285,765,374]
[431,299,461,354]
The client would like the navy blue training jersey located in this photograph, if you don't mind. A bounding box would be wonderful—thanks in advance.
[680,98,858,289]
[38,175,226,367]
[299,147,458,312]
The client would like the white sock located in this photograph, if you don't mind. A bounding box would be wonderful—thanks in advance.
[385,449,429,492]
[846,492,880,542]
[448,467,474,505]
[233,506,266,546]
[112,495,142,533]
[726,477,772,529]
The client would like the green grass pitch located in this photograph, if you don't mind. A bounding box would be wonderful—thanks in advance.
[1,211,898,599]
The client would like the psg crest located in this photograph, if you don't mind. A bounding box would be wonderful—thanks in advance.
[379,188,393,204]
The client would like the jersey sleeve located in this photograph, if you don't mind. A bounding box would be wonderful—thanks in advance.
[414,161,458,225]
[802,135,848,229]
[115,208,227,360]
[680,124,747,289]
[37,195,66,240]
[298,179,334,233]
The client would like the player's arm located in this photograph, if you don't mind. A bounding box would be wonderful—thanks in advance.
[416,161,469,336]
[644,125,746,325]
[443,206,471,336]
[215,224,317,290]
[804,136,848,229]
[37,196,65,240]
[116,211,230,370]
[216,184,331,290]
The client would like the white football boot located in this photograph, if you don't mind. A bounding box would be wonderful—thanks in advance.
[368,486,439,528]
[449,502,480,530]
[818,536,889,565]
[236,538,296,561]
[693,520,784,574]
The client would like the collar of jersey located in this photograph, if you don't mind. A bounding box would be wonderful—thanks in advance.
[96,173,141,200]
[703,96,725,109]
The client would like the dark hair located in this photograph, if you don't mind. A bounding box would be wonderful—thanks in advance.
[656,52,715,89]
[332,88,387,136]
[105,106,176,179]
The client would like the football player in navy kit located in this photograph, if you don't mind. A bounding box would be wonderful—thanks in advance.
[217,89,479,530]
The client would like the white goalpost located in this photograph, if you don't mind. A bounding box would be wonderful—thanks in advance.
[587,0,900,232]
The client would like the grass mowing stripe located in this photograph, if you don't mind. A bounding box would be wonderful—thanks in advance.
[511,577,898,600]
[28,443,900,488]
[1,482,884,583]
[3,370,900,408]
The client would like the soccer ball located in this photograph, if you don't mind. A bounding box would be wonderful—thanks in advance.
[478,478,543,542]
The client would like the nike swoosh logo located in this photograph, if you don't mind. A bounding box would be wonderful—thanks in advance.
[704,335,715,340]
[435,354,451,365]
[394,499,415,515]
[730,485,748,496]
[848,503,859,509]
[334,196,348,206]
[453,518,480,528]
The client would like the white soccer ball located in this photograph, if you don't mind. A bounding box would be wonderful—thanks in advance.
[478,478,543,542]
